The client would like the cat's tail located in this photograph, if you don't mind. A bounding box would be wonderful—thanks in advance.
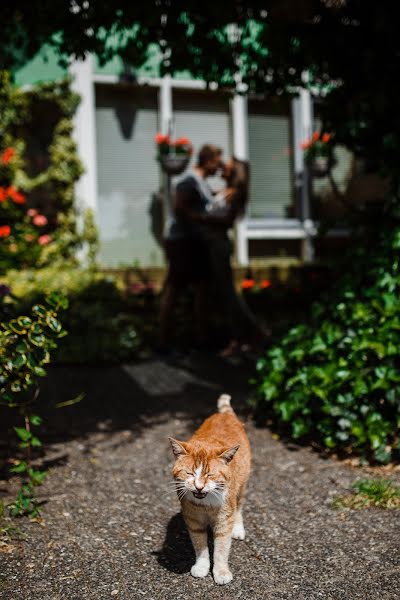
[217,394,234,414]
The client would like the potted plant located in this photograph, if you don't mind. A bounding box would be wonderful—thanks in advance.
[155,133,193,175]
[301,131,334,177]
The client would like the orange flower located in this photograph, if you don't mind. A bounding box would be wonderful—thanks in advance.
[154,133,170,145]
[0,225,11,238]
[312,131,320,142]
[261,279,271,289]
[300,141,311,150]
[1,147,15,165]
[322,133,331,143]
[7,186,26,205]
[241,278,255,289]
[174,136,191,146]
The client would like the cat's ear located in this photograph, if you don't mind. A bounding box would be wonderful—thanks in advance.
[169,438,189,458]
[218,445,240,464]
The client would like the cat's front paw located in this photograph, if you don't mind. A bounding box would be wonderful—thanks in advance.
[213,568,233,585]
[191,561,210,578]
[232,522,246,540]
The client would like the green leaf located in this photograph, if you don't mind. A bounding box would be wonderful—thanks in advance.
[30,415,42,426]
[46,315,62,333]
[32,304,47,318]
[30,436,42,447]
[12,354,26,368]
[14,427,31,442]
[28,331,45,347]
[10,460,28,474]
[33,366,46,377]
[15,341,29,353]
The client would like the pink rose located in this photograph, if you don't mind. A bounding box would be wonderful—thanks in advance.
[33,214,48,226]
[38,234,51,246]
[28,208,38,217]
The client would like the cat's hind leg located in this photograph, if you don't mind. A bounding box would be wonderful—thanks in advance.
[232,486,246,540]
[232,508,245,540]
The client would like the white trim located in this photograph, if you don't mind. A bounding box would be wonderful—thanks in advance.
[93,72,207,90]
[236,218,348,264]
[70,54,98,215]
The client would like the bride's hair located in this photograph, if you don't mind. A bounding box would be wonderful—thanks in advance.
[227,157,250,215]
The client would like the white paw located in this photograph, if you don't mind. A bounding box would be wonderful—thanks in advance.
[213,568,233,585]
[191,561,210,578]
[232,523,246,540]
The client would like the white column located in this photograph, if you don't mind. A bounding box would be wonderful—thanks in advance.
[159,74,173,135]
[232,93,249,265]
[69,54,98,215]
[232,93,249,160]
[297,88,314,262]
[300,88,313,148]
[158,75,174,223]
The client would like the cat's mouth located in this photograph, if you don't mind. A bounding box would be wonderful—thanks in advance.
[193,491,207,499]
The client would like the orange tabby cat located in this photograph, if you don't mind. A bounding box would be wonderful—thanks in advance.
[169,394,251,585]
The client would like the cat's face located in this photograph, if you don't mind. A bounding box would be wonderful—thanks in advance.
[169,438,239,504]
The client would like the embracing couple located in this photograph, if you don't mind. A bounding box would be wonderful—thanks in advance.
[160,144,262,355]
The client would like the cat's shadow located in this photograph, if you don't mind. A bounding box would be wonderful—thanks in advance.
[154,512,213,574]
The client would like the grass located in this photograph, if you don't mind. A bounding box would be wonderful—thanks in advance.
[333,478,400,509]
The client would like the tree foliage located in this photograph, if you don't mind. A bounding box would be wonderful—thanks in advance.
[4,1,400,196]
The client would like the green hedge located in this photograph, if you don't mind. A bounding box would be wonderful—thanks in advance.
[3,266,144,364]
[253,225,400,464]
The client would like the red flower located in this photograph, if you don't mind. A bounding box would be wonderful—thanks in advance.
[241,278,255,289]
[7,186,26,205]
[0,225,11,238]
[155,133,170,145]
[300,141,311,150]
[322,133,331,143]
[1,147,15,165]
[0,187,7,203]
[261,279,271,289]
[312,131,320,142]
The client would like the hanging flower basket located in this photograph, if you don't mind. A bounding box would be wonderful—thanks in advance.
[309,155,332,177]
[302,131,334,178]
[155,134,192,176]
[159,154,190,175]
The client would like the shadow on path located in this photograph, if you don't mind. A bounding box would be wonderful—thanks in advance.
[153,512,194,574]
[0,354,254,476]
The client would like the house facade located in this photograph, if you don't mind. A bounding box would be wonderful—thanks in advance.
[15,47,323,268]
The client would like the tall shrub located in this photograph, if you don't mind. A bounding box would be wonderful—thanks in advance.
[254,224,400,464]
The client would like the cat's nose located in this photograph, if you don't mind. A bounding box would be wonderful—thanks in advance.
[195,483,205,492]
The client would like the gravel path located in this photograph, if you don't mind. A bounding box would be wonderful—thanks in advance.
[1,356,400,600]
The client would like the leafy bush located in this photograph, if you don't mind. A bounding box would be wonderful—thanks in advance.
[0,71,96,275]
[0,291,68,517]
[253,225,400,464]
[3,266,143,364]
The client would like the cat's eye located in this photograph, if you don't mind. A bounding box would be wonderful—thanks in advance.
[206,473,215,477]
[185,471,193,475]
